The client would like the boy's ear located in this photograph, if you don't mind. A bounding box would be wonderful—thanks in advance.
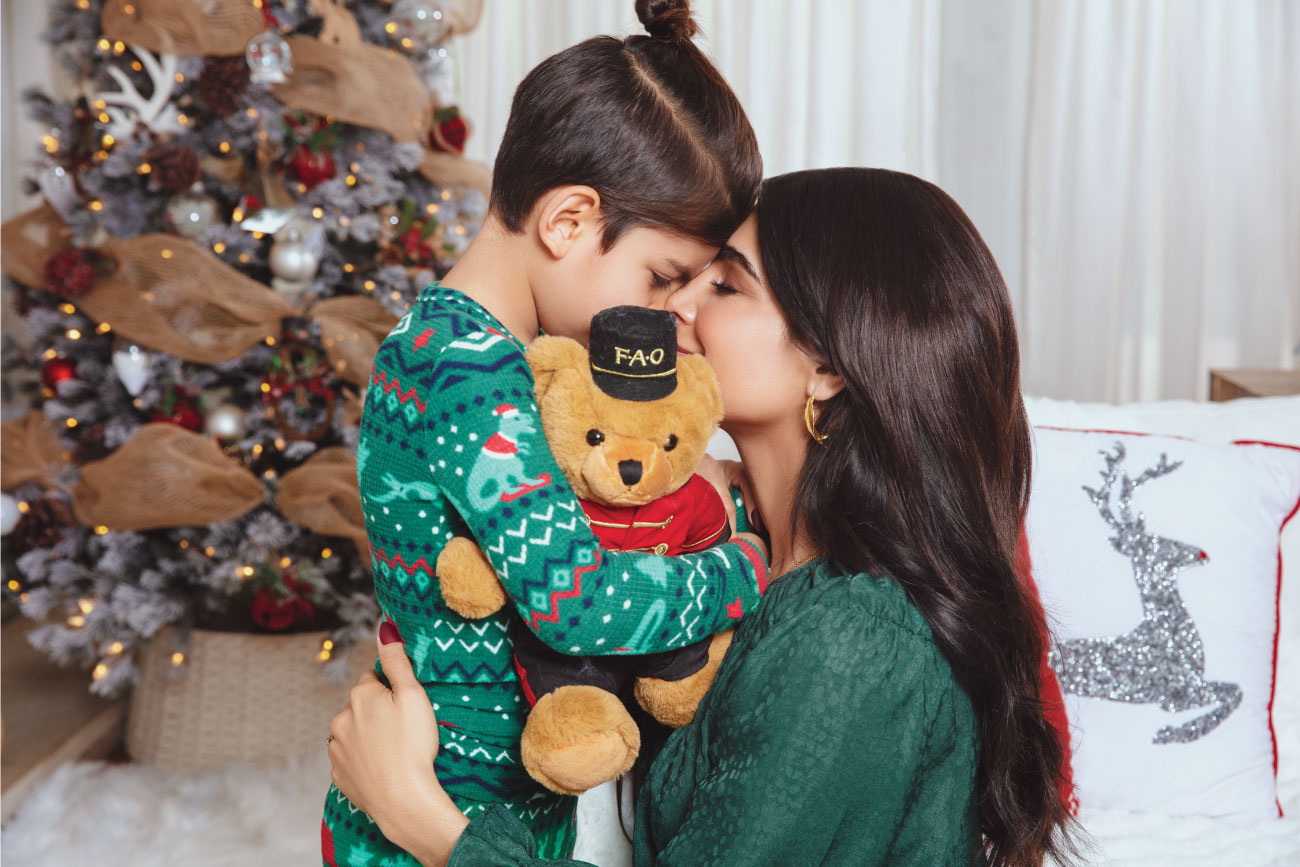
[677,356,724,427]
[526,335,590,400]
[533,185,602,259]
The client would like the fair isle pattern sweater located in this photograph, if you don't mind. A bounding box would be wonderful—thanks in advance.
[324,285,768,865]
[359,285,767,677]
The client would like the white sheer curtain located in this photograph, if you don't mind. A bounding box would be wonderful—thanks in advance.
[454,0,1299,402]
[1018,0,1299,401]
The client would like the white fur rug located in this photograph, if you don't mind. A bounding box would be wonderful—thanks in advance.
[0,751,634,867]
[5,746,1299,866]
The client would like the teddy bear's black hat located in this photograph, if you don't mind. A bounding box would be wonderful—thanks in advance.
[588,306,678,401]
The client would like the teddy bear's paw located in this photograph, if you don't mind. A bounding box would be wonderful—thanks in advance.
[520,685,641,795]
[435,537,508,619]
[635,628,735,728]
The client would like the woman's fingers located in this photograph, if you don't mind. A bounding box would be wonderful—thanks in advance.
[375,619,424,696]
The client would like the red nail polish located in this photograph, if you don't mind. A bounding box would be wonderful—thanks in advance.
[379,621,402,645]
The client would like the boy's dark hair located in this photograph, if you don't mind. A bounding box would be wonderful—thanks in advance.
[490,0,761,250]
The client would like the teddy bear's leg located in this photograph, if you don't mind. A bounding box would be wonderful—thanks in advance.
[634,628,734,728]
[435,537,507,619]
[513,624,641,795]
[521,684,641,796]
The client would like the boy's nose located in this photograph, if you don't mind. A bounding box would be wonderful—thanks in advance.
[619,460,643,486]
[663,284,697,325]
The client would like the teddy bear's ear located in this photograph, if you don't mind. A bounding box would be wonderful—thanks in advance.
[676,356,724,425]
[525,335,589,400]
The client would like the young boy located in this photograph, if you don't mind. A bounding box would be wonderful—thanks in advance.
[324,3,766,863]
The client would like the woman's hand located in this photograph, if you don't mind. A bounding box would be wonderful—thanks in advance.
[328,622,469,866]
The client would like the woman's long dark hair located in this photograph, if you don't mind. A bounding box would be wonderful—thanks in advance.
[756,168,1080,866]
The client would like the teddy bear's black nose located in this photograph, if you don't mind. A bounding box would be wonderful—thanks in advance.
[618,460,643,486]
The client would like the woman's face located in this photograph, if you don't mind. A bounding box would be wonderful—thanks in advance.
[664,215,817,433]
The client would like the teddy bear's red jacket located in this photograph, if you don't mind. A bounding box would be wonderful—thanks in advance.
[578,474,730,556]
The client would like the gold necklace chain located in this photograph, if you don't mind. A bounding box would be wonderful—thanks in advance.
[774,550,821,580]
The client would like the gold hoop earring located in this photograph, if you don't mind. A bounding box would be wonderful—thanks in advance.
[804,395,828,446]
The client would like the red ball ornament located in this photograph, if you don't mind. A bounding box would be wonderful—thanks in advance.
[250,572,316,631]
[41,357,79,390]
[429,107,467,154]
[285,146,336,189]
[251,588,299,631]
[151,384,204,432]
[44,248,98,299]
[152,402,203,433]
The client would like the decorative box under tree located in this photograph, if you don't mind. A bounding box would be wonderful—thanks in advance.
[127,626,372,772]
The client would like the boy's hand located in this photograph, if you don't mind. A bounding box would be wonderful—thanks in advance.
[697,454,736,532]
[718,459,763,536]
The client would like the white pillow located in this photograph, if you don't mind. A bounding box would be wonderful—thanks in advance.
[1025,395,1300,817]
[1025,420,1300,817]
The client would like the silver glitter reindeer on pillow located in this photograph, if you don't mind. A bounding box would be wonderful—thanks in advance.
[1049,443,1241,744]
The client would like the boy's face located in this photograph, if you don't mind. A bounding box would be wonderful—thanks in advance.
[535,225,718,346]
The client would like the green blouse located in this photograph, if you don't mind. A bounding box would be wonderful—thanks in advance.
[447,558,982,866]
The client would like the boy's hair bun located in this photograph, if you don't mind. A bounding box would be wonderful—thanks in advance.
[635,0,699,42]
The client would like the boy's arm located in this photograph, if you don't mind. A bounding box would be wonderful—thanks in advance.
[425,338,767,657]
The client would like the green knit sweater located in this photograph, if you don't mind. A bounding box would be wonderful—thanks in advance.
[448,559,983,866]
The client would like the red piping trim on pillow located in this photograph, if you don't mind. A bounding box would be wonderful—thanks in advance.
[1033,424,1194,441]
[1034,426,1300,817]
[1250,441,1300,818]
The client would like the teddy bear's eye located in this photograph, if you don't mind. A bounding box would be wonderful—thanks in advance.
[665,434,678,452]
[586,429,605,446]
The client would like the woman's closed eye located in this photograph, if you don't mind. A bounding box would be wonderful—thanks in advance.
[710,279,738,296]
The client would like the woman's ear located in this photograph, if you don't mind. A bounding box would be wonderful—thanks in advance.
[532,185,602,260]
[808,363,845,404]
[526,335,590,399]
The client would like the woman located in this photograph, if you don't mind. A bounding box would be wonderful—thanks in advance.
[327,168,1081,866]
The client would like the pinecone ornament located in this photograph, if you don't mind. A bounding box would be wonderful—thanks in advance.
[11,496,75,550]
[142,142,202,192]
[197,56,251,117]
[72,423,111,465]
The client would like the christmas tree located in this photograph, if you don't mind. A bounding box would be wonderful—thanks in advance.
[1,0,490,696]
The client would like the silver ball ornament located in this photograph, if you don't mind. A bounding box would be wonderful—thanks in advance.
[205,404,247,439]
[165,184,219,241]
[269,226,322,303]
[1,494,20,537]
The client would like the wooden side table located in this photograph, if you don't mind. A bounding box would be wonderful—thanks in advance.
[1209,369,1300,401]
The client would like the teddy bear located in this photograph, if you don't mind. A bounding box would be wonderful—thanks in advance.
[435,305,736,795]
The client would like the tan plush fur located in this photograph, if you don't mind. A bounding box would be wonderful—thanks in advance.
[435,537,507,619]
[521,686,643,796]
[436,333,734,793]
[635,628,734,727]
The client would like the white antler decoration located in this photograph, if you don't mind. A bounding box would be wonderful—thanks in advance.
[97,46,184,139]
